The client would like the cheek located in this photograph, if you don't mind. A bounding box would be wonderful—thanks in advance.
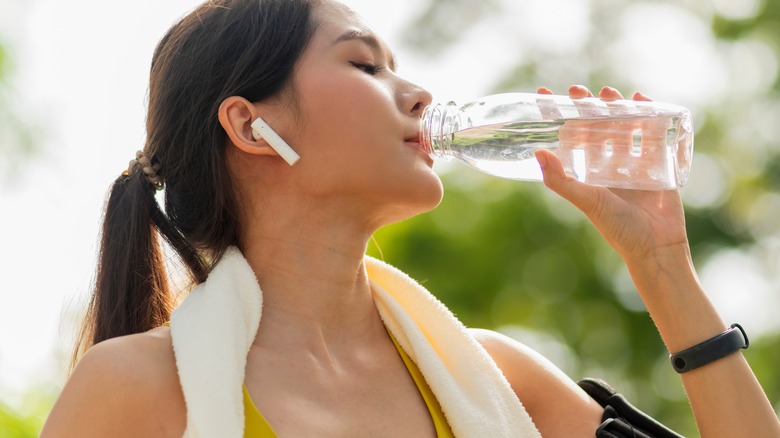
[289,69,435,202]
[297,72,398,146]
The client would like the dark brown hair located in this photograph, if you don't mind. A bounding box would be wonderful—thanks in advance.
[72,0,317,367]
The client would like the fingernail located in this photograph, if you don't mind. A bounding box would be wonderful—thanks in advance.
[569,85,592,99]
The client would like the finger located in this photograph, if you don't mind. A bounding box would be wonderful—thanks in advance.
[630,91,667,186]
[632,91,655,118]
[568,85,602,119]
[535,148,573,187]
[569,85,594,99]
[600,87,635,180]
[567,86,607,180]
[600,86,632,118]
[536,86,562,120]
[639,113,670,181]
[535,149,602,216]
[599,86,624,102]
[601,85,632,116]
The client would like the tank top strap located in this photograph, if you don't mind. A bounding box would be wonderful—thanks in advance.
[165,319,452,437]
[386,329,455,438]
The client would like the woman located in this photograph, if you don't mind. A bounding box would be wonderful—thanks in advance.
[41,0,779,436]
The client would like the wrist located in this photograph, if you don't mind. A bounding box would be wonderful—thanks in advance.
[622,243,730,353]
[670,323,749,373]
[623,242,693,280]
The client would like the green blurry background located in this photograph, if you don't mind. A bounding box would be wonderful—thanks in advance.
[2,0,779,436]
[366,0,780,435]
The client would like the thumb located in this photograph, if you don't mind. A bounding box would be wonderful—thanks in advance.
[535,149,602,217]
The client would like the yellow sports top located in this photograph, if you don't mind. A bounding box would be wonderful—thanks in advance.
[163,322,452,437]
[243,331,453,437]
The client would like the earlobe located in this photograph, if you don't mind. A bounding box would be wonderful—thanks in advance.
[217,97,299,166]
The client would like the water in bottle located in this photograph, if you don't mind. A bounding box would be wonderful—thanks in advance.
[419,93,694,190]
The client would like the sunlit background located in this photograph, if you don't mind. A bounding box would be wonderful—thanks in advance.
[1,0,779,435]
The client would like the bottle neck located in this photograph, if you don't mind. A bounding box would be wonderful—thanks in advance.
[420,102,458,158]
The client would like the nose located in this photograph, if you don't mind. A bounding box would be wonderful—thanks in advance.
[403,81,433,119]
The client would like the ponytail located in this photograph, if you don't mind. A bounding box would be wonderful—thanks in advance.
[70,0,317,369]
[70,171,168,369]
[71,164,209,370]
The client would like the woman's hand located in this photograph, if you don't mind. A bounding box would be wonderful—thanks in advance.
[536,87,780,438]
[535,85,689,264]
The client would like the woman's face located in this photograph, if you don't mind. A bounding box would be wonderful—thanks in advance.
[269,0,443,226]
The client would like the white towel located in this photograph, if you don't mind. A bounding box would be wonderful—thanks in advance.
[170,247,262,437]
[169,247,541,437]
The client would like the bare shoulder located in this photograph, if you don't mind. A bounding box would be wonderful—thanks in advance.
[469,328,603,437]
[41,327,186,438]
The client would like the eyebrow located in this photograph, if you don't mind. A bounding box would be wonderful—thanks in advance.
[333,29,397,71]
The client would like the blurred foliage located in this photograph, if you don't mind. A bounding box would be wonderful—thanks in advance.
[402,0,501,56]
[371,0,780,436]
[0,386,53,438]
[0,34,37,189]
[0,23,48,436]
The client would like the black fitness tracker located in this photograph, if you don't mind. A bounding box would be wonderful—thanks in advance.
[670,324,749,373]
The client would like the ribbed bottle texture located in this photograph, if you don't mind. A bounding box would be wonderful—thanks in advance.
[420,93,694,190]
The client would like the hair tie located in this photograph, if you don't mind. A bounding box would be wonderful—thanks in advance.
[123,150,164,191]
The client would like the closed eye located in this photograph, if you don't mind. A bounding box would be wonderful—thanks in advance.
[350,61,384,76]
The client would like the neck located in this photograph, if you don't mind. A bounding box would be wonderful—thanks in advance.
[239,209,385,355]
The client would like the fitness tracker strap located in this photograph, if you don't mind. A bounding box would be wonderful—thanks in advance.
[670,324,749,373]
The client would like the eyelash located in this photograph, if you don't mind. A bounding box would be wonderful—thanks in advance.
[350,62,384,76]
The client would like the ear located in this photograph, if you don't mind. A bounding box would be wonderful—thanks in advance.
[218,96,279,157]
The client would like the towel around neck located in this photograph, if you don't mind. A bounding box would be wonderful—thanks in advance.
[169,246,541,437]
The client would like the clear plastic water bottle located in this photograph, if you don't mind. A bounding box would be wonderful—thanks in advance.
[419,93,694,190]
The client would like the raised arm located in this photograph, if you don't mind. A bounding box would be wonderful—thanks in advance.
[534,85,780,437]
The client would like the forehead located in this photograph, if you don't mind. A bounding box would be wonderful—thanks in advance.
[312,0,371,35]
[310,1,392,52]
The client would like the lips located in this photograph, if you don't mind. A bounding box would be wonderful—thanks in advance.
[404,133,421,143]
[404,137,421,151]
[404,135,433,166]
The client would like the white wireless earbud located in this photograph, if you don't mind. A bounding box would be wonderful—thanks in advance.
[250,117,300,166]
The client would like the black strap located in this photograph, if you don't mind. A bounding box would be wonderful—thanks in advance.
[669,324,749,373]
[578,378,684,438]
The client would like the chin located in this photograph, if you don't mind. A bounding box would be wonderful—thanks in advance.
[363,168,444,227]
[406,166,443,204]
[389,174,444,223]
[419,176,445,212]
